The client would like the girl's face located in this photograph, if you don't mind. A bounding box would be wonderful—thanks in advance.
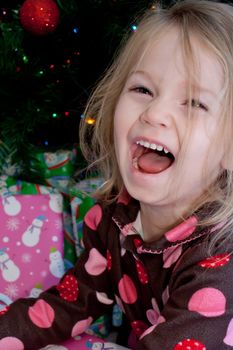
[114,28,225,216]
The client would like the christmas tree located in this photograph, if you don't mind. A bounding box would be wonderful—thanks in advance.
[0,0,172,181]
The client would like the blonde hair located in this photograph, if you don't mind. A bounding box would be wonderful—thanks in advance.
[80,0,233,248]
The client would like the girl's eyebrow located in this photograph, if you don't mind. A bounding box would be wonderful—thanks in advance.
[185,82,218,98]
[129,71,218,98]
[130,69,149,76]
[129,70,151,79]
[128,70,156,85]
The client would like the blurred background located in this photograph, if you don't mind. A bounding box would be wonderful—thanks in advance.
[0,0,174,179]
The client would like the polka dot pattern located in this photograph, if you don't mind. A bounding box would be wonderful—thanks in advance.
[84,204,102,231]
[188,288,226,317]
[28,299,55,328]
[84,248,107,276]
[165,217,197,242]
[56,274,79,302]
[1,198,232,349]
[163,246,182,268]
[106,250,112,271]
[224,318,233,346]
[133,238,143,249]
[173,338,206,349]
[0,337,24,350]
[96,292,114,305]
[198,253,230,269]
[135,259,149,284]
[146,298,160,325]
[118,274,137,304]
[131,320,148,337]
[140,316,166,339]
[71,317,93,337]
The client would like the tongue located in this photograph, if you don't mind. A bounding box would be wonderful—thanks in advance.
[137,151,172,174]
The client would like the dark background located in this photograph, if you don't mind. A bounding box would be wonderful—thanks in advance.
[0,1,172,150]
[0,0,229,176]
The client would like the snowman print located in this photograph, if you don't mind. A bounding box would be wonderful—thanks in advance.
[22,215,46,247]
[86,342,109,350]
[49,194,63,214]
[28,284,43,298]
[49,248,65,278]
[86,341,127,350]
[0,248,20,282]
[0,293,13,311]
[2,190,21,216]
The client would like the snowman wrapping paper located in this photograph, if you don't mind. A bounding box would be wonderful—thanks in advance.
[0,175,112,339]
[38,332,130,350]
[0,191,129,349]
[0,193,65,310]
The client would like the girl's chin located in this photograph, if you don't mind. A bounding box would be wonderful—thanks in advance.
[124,183,170,205]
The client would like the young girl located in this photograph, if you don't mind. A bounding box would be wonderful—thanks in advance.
[1,0,233,349]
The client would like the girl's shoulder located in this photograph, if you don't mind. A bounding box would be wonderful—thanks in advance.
[175,229,233,274]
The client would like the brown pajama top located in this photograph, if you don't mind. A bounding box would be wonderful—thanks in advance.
[1,195,233,350]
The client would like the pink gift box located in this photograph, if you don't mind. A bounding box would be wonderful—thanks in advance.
[0,193,65,309]
[39,333,129,350]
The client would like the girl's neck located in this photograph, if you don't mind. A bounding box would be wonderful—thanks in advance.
[139,203,187,242]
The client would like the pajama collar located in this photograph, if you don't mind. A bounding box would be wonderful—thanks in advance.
[112,197,221,255]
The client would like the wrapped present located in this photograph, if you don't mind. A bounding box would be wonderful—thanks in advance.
[0,174,111,338]
[0,192,65,309]
[70,177,104,197]
[29,147,82,193]
[0,146,117,337]
[0,174,77,268]
[39,332,130,350]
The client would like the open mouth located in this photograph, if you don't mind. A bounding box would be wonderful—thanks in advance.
[132,140,175,174]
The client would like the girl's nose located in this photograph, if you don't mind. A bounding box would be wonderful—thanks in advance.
[139,97,174,128]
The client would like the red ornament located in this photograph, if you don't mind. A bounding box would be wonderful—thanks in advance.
[19,0,60,36]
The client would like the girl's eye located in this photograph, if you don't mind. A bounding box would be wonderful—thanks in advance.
[130,86,153,96]
[189,99,208,112]
[182,99,208,112]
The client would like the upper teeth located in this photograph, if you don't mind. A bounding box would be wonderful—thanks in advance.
[136,140,169,154]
